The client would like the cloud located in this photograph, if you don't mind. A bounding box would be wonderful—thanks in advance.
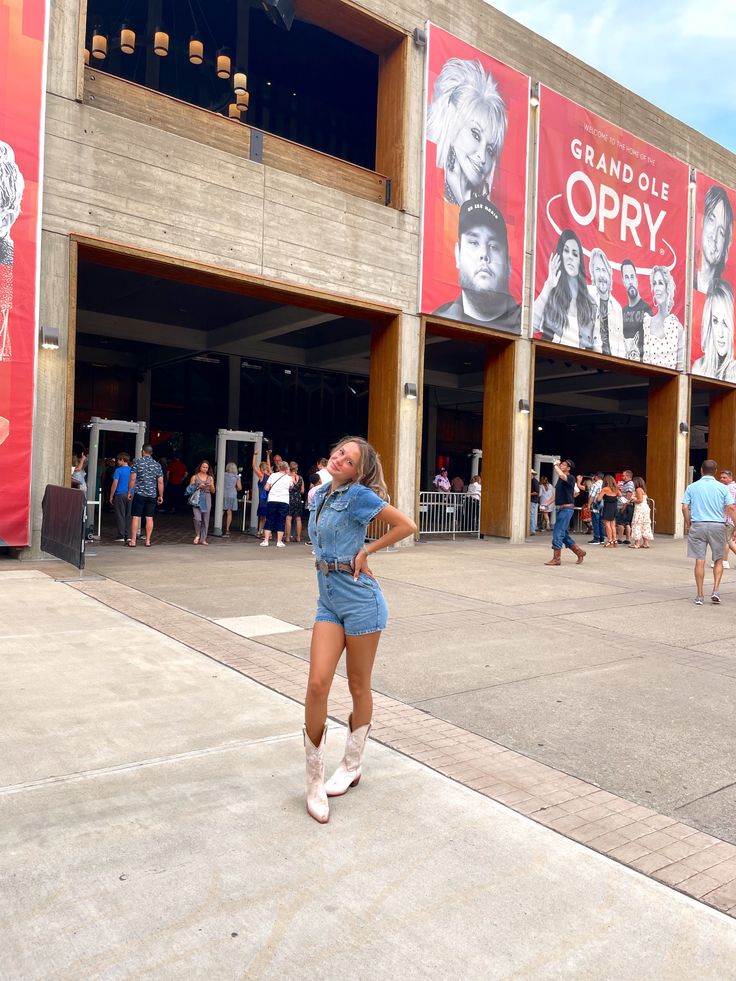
[486,0,736,152]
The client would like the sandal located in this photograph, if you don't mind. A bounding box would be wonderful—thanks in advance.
[193,536,200,545]
[127,542,137,548]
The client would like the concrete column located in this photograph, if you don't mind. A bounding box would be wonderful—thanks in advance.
[395,313,420,520]
[228,356,241,429]
[47,0,87,102]
[509,338,534,543]
[24,232,72,558]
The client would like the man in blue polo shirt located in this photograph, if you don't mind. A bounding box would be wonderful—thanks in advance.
[682,459,736,605]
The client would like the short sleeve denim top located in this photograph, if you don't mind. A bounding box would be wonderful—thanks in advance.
[308,480,386,564]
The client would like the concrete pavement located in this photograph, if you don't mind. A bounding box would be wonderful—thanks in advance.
[2,565,736,978]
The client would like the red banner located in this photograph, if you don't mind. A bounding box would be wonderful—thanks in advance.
[420,23,529,334]
[691,173,736,382]
[0,0,47,546]
[534,87,689,371]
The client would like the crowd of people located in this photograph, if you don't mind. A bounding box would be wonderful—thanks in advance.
[531,466,654,549]
[72,442,335,549]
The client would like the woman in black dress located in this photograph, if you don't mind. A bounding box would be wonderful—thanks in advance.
[598,475,619,547]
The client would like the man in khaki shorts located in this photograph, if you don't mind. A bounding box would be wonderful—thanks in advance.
[682,460,736,605]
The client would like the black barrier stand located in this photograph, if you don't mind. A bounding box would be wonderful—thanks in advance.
[40,485,87,570]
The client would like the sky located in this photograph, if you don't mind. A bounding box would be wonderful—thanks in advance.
[487,0,736,154]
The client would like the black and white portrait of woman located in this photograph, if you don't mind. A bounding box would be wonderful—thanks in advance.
[696,185,733,294]
[426,58,508,206]
[0,141,25,363]
[693,279,736,382]
[642,266,685,371]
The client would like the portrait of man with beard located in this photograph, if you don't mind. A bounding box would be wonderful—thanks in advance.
[620,258,652,361]
[433,198,521,333]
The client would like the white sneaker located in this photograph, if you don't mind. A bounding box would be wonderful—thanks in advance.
[276,541,286,548]
[259,539,269,547]
[724,561,731,570]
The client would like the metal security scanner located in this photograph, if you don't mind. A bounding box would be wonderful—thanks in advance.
[86,418,147,527]
[212,429,264,536]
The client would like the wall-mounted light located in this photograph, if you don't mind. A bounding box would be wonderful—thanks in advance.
[216,48,231,79]
[537,425,543,431]
[518,398,531,414]
[40,325,60,350]
[154,28,169,56]
[413,27,427,47]
[530,83,540,108]
[189,34,204,65]
[689,167,697,188]
[233,71,248,96]
[679,422,690,435]
[91,28,108,60]
[120,23,136,55]
[404,383,418,400]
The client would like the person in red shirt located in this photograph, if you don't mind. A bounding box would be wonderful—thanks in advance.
[166,457,188,513]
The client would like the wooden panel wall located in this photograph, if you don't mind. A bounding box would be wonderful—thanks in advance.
[646,375,681,535]
[376,37,410,211]
[83,69,388,206]
[481,341,516,537]
[708,389,736,471]
[368,316,401,501]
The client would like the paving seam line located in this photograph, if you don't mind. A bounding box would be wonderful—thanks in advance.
[63,577,736,920]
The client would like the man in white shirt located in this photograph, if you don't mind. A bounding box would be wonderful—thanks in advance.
[433,468,451,492]
[588,249,625,359]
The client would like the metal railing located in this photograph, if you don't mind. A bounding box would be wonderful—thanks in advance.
[418,491,480,540]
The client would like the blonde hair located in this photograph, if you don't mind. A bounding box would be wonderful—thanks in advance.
[225,462,238,474]
[332,436,388,500]
[289,461,299,471]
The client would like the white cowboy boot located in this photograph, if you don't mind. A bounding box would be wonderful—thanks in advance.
[325,716,371,797]
[303,726,329,824]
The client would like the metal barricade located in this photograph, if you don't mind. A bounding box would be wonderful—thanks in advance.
[418,491,480,540]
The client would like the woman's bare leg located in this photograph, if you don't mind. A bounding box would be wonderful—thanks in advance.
[345,631,381,729]
[225,509,232,534]
[285,515,292,542]
[305,622,346,745]
[296,516,302,542]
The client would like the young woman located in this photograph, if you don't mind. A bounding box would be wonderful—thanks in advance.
[532,229,596,349]
[538,475,555,531]
[629,476,654,549]
[597,474,619,547]
[643,266,685,371]
[222,462,242,537]
[189,461,215,545]
[692,280,736,383]
[303,436,416,824]
[252,457,271,538]
[285,461,305,543]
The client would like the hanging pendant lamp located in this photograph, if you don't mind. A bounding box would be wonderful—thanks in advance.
[91,27,108,59]
[189,34,204,65]
[233,72,248,96]
[216,48,231,79]
[120,23,136,55]
[154,28,170,56]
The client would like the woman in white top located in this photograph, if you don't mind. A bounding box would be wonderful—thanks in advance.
[538,476,555,531]
[643,266,685,370]
[260,461,292,548]
[533,229,596,350]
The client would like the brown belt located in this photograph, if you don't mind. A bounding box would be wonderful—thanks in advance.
[316,559,354,575]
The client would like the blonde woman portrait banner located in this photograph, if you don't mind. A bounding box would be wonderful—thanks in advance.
[691,173,736,383]
[420,23,530,335]
[533,86,689,371]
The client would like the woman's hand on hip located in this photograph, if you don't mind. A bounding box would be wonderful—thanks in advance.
[352,548,374,581]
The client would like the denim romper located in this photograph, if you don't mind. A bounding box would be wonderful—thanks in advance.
[308,480,388,635]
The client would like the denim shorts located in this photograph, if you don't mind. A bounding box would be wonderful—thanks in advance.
[314,569,388,636]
